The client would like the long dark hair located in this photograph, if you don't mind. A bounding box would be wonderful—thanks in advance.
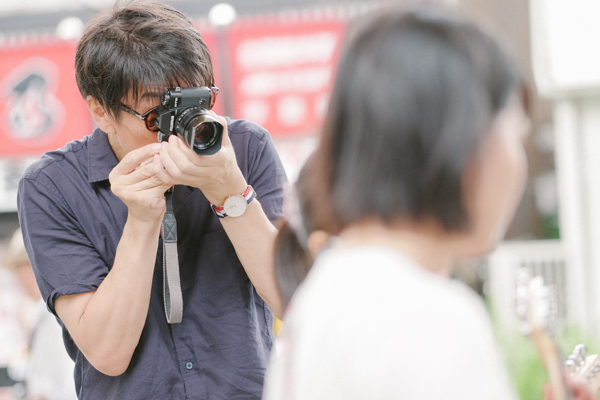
[274,6,525,308]
[313,7,524,232]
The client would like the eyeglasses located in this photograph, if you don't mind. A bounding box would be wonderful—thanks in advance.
[208,86,219,109]
[120,86,219,133]
[120,104,160,132]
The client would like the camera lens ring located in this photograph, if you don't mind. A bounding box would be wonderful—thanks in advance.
[175,107,223,152]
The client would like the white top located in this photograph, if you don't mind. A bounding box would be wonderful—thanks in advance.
[0,269,26,367]
[263,246,517,400]
[26,300,78,400]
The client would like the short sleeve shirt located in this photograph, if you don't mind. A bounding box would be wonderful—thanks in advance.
[18,118,287,400]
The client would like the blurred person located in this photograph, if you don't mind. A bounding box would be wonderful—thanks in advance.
[0,253,25,390]
[271,154,333,338]
[274,153,334,309]
[263,7,594,400]
[0,229,76,400]
[17,1,286,399]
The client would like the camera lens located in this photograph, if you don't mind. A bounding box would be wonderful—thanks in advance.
[189,118,220,150]
[195,123,209,141]
[175,107,223,155]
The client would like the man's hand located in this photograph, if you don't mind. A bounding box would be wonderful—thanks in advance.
[155,115,247,206]
[56,142,172,376]
[109,143,172,223]
[155,114,285,316]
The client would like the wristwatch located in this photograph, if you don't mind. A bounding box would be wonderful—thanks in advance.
[211,185,256,218]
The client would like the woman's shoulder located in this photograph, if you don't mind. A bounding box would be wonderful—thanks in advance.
[288,245,493,341]
[300,245,484,308]
[274,245,516,400]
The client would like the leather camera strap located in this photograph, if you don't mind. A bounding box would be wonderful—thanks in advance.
[161,187,183,323]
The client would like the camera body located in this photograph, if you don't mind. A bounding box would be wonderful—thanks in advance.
[155,86,223,155]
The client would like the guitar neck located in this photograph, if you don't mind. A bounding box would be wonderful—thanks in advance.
[530,327,570,400]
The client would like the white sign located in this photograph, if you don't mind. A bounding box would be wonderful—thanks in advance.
[530,0,600,97]
[0,156,39,213]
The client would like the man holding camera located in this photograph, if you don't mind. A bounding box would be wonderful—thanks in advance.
[17,1,287,399]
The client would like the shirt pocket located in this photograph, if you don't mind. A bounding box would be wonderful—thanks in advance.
[195,229,252,317]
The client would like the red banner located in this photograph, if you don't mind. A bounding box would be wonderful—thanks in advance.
[225,17,347,136]
[0,40,92,156]
[193,25,226,116]
[0,16,348,159]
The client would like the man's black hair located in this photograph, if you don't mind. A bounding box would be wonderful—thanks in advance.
[75,0,214,120]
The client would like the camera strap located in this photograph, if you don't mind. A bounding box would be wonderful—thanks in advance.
[161,187,183,323]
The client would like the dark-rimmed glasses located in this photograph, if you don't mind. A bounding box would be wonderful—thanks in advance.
[120,104,160,132]
[120,86,219,133]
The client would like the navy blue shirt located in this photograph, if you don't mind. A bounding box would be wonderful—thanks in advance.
[17,119,287,399]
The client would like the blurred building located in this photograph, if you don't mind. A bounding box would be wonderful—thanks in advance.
[0,0,385,240]
[0,0,557,240]
[2,0,593,338]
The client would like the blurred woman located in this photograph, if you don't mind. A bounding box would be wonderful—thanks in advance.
[263,7,592,400]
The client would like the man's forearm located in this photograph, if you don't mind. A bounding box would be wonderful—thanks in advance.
[220,199,284,318]
[56,213,161,376]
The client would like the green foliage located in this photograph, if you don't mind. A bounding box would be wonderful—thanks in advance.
[496,324,598,400]
[541,214,560,240]
[499,333,547,399]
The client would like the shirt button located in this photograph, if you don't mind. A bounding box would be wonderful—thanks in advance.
[185,362,194,370]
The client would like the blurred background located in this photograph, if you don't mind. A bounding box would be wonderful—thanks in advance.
[0,0,598,398]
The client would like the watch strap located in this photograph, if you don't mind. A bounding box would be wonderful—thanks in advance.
[211,185,255,218]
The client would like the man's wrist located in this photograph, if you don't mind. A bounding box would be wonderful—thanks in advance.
[211,186,256,218]
[203,171,248,206]
[126,210,164,236]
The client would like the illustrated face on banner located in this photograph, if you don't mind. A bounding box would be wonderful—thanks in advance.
[2,57,66,145]
[0,42,91,157]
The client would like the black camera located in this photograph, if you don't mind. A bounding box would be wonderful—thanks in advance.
[155,86,223,155]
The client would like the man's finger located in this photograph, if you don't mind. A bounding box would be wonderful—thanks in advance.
[111,143,161,176]
[153,154,177,186]
[116,159,161,186]
[162,137,202,177]
[135,157,154,170]
[130,175,171,193]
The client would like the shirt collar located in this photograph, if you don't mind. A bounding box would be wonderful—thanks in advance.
[87,128,119,183]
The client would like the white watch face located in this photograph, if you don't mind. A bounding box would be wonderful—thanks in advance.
[223,194,248,217]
